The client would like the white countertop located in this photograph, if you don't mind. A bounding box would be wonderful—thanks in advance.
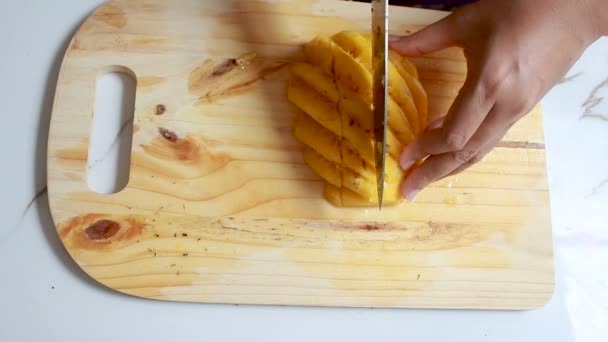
[1,1,607,341]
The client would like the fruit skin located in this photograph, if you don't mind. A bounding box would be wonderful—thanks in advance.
[287,30,428,207]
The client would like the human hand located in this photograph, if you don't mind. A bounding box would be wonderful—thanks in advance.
[389,0,606,201]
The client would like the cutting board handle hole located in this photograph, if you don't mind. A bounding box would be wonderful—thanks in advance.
[87,68,136,194]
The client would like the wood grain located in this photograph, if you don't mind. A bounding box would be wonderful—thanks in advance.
[47,0,554,309]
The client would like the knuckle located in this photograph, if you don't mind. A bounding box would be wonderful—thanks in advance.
[478,61,523,103]
[496,99,534,126]
[452,149,476,164]
[512,100,534,118]
[443,131,468,150]
[478,73,505,101]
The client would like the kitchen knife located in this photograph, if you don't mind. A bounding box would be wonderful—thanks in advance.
[371,0,389,210]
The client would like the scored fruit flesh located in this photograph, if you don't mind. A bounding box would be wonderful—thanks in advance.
[287,31,428,207]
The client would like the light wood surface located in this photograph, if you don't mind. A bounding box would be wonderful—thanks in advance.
[48,0,554,309]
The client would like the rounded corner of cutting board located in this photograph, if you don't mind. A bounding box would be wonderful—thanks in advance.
[76,262,157,302]
[536,283,557,310]
[528,268,557,311]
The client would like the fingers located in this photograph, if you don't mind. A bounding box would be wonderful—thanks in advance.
[399,78,494,170]
[439,71,497,149]
[441,131,505,179]
[400,149,473,200]
[389,12,461,56]
[441,148,487,179]
[400,105,513,200]
[399,129,450,170]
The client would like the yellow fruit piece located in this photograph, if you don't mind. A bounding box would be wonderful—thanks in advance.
[332,31,373,67]
[323,182,343,207]
[340,167,402,202]
[337,86,373,129]
[341,111,403,162]
[304,35,334,76]
[341,141,402,182]
[292,113,341,164]
[385,156,405,182]
[388,49,419,78]
[339,83,415,146]
[342,167,375,200]
[294,112,402,185]
[341,142,374,180]
[290,70,404,162]
[387,70,421,134]
[387,97,416,145]
[287,77,341,136]
[361,32,419,78]
[301,147,341,188]
[332,31,421,134]
[389,50,428,130]
[333,46,373,101]
[296,120,401,201]
[289,62,339,103]
[324,183,403,207]
[287,30,428,208]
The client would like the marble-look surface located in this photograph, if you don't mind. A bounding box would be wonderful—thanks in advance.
[0,1,606,341]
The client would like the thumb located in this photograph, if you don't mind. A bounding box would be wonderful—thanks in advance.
[389,13,461,56]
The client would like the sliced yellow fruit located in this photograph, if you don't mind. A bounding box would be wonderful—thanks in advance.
[292,113,341,164]
[323,182,343,207]
[337,86,373,130]
[342,111,403,161]
[332,31,373,68]
[324,183,403,207]
[387,97,416,145]
[294,112,402,183]
[333,31,421,133]
[389,50,428,129]
[287,30,429,207]
[339,83,415,146]
[342,167,375,200]
[302,147,341,188]
[289,62,339,103]
[333,44,373,102]
[287,77,341,136]
[342,141,402,182]
[304,35,334,76]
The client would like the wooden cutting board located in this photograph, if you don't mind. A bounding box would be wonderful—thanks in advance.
[48,0,554,309]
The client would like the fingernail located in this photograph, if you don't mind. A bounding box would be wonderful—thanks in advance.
[405,189,421,202]
[401,159,415,170]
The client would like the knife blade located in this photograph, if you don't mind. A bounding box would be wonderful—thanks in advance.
[371,0,389,210]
